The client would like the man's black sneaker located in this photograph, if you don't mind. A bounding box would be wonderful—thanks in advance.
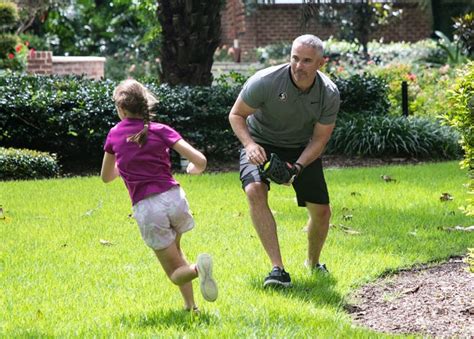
[263,266,292,288]
[304,260,330,274]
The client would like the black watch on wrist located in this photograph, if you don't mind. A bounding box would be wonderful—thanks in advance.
[294,162,304,175]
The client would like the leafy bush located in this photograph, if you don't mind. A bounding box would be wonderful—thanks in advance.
[0,73,117,164]
[0,73,242,165]
[453,12,474,58]
[0,71,461,171]
[370,63,455,118]
[0,2,27,72]
[334,73,390,116]
[0,2,18,28]
[0,147,59,180]
[256,42,291,65]
[326,115,461,159]
[443,61,473,215]
[149,80,242,161]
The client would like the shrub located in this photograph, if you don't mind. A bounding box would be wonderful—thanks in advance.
[0,73,117,165]
[0,2,27,72]
[453,12,474,58]
[334,73,390,116]
[326,115,461,159]
[0,73,242,165]
[0,147,59,180]
[443,61,473,215]
[369,62,458,118]
[149,80,242,161]
[0,2,18,28]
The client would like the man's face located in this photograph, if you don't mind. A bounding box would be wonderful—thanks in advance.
[290,43,324,86]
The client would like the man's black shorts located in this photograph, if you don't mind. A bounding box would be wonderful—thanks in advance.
[239,143,329,207]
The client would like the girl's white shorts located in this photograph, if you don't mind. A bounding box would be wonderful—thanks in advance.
[132,186,194,250]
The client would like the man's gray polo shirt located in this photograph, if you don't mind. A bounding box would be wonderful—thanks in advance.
[239,63,340,148]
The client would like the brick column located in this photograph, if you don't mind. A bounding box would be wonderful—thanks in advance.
[27,51,53,75]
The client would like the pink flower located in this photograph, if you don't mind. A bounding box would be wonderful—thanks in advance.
[406,73,417,81]
[29,48,36,57]
[337,66,344,73]
[25,41,30,47]
[367,60,374,65]
[8,53,14,59]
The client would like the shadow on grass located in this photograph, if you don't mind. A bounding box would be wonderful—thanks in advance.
[249,272,342,307]
[117,308,216,330]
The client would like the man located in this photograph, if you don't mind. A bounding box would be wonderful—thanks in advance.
[228,34,340,288]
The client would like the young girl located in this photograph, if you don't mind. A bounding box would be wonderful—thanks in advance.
[100,79,217,312]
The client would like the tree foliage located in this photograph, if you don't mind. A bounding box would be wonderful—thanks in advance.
[302,0,402,57]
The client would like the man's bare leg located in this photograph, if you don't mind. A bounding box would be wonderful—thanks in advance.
[245,182,284,268]
[306,202,331,267]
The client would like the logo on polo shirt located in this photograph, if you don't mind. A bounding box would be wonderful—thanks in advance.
[278,92,287,102]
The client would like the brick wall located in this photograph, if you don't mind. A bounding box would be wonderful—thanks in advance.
[26,51,52,75]
[27,52,106,80]
[221,1,433,61]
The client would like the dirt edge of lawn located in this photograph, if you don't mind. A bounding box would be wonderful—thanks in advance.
[344,256,474,337]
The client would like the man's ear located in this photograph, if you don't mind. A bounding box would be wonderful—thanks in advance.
[319,56,326,68]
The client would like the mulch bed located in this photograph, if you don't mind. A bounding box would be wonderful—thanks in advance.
[346,257,474,337]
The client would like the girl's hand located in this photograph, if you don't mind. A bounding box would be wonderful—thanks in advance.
[186,162,204,175]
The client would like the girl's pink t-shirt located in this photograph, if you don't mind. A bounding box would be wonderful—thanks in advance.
[104,118,182,205]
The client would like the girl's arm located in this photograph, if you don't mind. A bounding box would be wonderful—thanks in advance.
[100,152,119,182]
[172,139,207,174]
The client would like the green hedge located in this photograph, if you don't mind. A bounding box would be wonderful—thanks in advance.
[334,73,390,116]
[0,147,59,180]
[0,73,241,164]
[326,115,461,159]
[0,74,117,164]
[0,73,461,169]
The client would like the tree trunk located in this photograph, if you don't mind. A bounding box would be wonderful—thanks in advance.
[157,0,224,86]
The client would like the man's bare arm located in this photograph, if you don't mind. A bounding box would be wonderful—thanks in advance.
[228,97,267,165]
[296,122,335,167]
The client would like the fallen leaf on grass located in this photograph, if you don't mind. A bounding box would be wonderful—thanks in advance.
[332,224,361,235]
[443,225,474,232]
[439,193,453,201]
[381,175,397,182]
[99,239,114,246]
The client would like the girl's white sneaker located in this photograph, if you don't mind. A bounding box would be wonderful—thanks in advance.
[196,253,218,302]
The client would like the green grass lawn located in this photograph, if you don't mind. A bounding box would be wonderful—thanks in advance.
[1,161,472,337]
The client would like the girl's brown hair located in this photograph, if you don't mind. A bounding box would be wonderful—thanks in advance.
[113,79,158,147]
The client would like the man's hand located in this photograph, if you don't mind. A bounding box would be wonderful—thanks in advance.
[260,153,303,185]
[245,143,267,165]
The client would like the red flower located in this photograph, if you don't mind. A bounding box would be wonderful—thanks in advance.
[8,53,14,59]
[15,44,22,53]
[25,41,30,47]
